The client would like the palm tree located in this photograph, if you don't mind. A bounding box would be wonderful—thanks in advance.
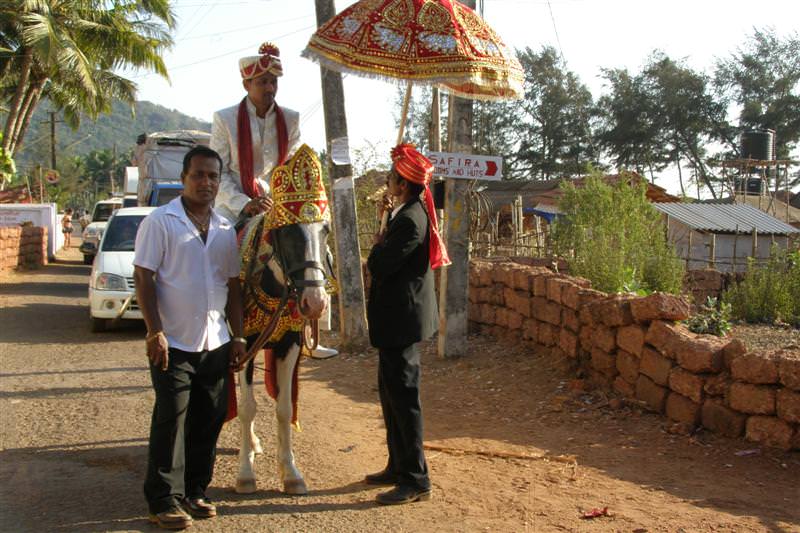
[1,0,175,159]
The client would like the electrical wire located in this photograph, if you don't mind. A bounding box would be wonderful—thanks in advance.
[177,14,314,41]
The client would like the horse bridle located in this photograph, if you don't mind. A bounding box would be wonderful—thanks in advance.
[240,223,331,366]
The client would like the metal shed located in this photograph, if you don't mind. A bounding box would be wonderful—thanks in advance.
[653,203,800,273]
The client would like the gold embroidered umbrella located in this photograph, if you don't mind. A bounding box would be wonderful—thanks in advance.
[302,0,524,141]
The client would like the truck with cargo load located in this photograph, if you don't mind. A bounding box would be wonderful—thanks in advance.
[135,130,211,206]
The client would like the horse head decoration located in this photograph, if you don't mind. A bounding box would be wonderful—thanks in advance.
[235,144,333,495]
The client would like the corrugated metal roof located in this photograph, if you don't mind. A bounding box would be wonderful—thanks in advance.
[653,203,800,235]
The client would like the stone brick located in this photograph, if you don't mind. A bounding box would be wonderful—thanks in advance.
[629,292,691,322]
[561,283,580,310]
[640,347,673,386]
[589,297,634,327]
[530,297,547,320]
[777,352,800,391]
[545,276,564,303]
[701,398,746,437]
[776,388,800,424]
[480,304,496,325]
[492,263,513,285]
[562,309,580,332]
[676,336,726,374]
[468,289,478,304]
[512,268,532,292]
[730,352,779,384]
[668,368,705,403]
[704,372,730,397]
[536,300,562,326]
[745,416,794,450]
[591,347,617,376]
[559,329,578,358]
[521,319,538,341]
[729,382,776,415]
[578,306,594,326]
[594,326,617,353]
[507,310,523,330]
[468,302,480,322]
[635,375,668,412]
[645,321,687,359]
[495,307,508,328]
[491,284,505,305]
[791,429,800,451]
[538,322,555,346]
[722,338,747,370]
[616,325,645,356]
[578,288,605,307]
[532,274,551,297]
[613,376,636,397]
[666,392,701,426]
[504,287,517,311]
[616,350,640,384]
[578,326,594,352]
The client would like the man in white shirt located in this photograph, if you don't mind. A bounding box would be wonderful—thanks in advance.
[210,42,301,225]
[134,145,246,530]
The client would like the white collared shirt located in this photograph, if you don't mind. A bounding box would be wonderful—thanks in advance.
[390,201,407,221]
[134,197,241,352]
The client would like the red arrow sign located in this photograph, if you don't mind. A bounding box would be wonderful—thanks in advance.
[485,160,498,177]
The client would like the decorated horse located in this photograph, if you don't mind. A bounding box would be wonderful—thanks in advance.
[232,144,334,495]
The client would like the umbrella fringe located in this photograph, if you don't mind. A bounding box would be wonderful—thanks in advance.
[302,48,522,103]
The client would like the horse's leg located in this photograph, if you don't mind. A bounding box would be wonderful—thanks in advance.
[275,343,307,495]
[235,360,260,494]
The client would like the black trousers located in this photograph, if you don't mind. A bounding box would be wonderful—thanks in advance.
[377,343,430,490]
[144,343,230,514]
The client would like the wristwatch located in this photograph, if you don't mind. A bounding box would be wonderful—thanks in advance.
[232,337,247,344]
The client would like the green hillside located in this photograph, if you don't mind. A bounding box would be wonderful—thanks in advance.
[10,100,210,172]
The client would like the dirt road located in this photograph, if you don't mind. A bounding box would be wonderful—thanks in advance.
[1,247,798,532]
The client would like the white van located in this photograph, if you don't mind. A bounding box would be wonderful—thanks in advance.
[80,198,123,264]
[88,206,155,332]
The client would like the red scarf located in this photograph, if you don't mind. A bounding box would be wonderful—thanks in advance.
[236,97,289,198]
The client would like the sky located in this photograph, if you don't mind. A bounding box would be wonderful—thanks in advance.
[130,0,800,197]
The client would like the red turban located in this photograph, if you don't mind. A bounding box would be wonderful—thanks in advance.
[391,144,450,270]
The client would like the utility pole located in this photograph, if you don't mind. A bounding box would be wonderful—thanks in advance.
[42,111,63,171]
[437,0,476,359]
[110,142,117,194]
[313,0,368,345]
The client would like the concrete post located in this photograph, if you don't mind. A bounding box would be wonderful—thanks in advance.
[314,0,368,344]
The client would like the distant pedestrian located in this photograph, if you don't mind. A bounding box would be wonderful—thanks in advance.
[61,208,73,248]
[134,145,246,530]
[365,144,450,505]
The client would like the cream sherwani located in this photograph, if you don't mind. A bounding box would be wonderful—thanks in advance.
[211,97,300,223]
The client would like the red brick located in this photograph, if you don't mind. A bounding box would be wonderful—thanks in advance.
[545,276,563,303]
[616,325,645,356]
[629,292,691,322]
[588,369,613,390]
[559,329,578,358]
[731,352,779,384]
[745,416,794,450]
[594,326,617,353]
[538,322,555,346]
[480,304,496,325]
[666,392,701,425]
[468,288,479,304]
[668,368,705,404]
[701,398,745,437]
[591,347,617,376]
[635,375,668,412]
[561,283,580,310]
[776,388,800,424]
[640,347,673,386]
[613,376,636,397]
[729,382,776,415]
[704,372,730,397]
[478,264,493,287]
[562,309,579,332]
[777,351,800,390]
[676,336,726,374]
[616,350,640,384]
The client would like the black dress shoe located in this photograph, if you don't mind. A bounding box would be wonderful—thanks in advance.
[181,496,216,519]
[376,485,432,505]
[364,469,399,486]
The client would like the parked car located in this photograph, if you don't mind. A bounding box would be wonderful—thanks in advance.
[79,198,123,264]
[88,206,154,332]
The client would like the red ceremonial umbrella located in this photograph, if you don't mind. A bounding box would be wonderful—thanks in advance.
[302,0,523,143]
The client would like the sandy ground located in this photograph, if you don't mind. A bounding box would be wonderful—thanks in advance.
[1,245,798,533]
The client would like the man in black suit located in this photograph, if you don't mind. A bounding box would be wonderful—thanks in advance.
[365,144,450,505]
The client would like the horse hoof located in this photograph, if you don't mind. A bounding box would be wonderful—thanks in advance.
[235,479,257,494]
[283,479,307,495]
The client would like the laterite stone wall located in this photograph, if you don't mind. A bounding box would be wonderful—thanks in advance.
[0,226,48,272]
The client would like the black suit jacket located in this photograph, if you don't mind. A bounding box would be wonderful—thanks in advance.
[367,197,438,349]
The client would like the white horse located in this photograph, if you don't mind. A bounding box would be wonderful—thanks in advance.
[235,215,331,495]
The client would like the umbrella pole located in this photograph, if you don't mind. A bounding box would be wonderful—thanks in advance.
[396,82,413,145]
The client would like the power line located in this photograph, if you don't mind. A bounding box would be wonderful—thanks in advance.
[177,13,314,41]
[546,0,567,65]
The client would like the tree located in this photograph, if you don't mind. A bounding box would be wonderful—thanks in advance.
[0,0,176,168]
[715,29,800,160]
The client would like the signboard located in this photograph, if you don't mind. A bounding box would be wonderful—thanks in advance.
[44,170,59,184]
[427,151,503,181]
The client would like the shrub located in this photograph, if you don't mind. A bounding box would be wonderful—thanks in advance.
[723,246,800,326]
[686,297,732,337]
[550,172,685,294]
